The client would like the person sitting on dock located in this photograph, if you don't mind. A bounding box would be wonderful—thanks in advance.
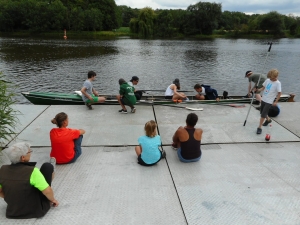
[0,142,59,219]
[135,120,165,166]
[50,112,85,164]
[194,83,220,101]
[172,113,203,163]
[81,71,106,110]
[255,69,281,134]
[245,70,266,109]
[165,78,188,101]
[117,78,137,114]
[128,76,143,101]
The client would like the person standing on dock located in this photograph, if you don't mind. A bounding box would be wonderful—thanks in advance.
[0,142,59,219]
[245,70,267,109]
[81,71,106,110]
[172,113,203,163]
[128,76,143,100]
[255,69,281,134]
[194,83,220,101]
[50,112,85,164]
[117,78,136,114]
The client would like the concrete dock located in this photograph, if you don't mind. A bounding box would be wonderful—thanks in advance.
[1,102,300,224]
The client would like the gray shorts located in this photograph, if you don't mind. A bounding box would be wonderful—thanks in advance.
[260,101,272,118]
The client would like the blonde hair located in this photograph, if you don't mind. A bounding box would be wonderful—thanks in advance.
[267,69,279,79]
[144,120,157,137]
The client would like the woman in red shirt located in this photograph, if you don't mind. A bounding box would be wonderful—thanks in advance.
[50,112,85,164]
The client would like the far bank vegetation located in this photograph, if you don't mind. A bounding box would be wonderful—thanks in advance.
[0,0,299,38]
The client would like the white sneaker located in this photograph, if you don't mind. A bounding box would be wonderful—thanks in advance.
[50,157,56,171]
[131,107,136,113]
[184,97,189,101]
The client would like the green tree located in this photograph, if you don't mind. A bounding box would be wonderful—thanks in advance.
[186,1,222,35]
[155,10,175,37]
[259,11,284,34]
[118,5,139,27]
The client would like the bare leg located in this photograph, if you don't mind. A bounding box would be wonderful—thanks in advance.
[172,92,187,100]
[195,94,205,100]
[255,94,262,104]
[116,95,127,110]
[96,96,106,103]
[258,117,265,129]
[135,146,142,156]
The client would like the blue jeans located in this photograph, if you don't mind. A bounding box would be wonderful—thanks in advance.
[177,148,201,163]
[68,135,83,164]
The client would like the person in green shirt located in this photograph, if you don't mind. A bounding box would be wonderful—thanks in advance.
[116,78,137,114]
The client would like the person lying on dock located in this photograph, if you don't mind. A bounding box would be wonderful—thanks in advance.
[0,142,58,219]
[135,120,165,166]
[255,69,281,135]
[81,70,106,110]
[50,112,85,164]
[194,83,220,101]
[245,70,266,109]
[165,78,189,102]
[172,113,203,163]
[117,78,136,114]
[128,76,143,100]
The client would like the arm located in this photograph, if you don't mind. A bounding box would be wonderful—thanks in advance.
[41,186,59,207]
[172,126,183,143]
[0,187,4,198]
[79,129,85,135]
[173,86,186,98]
[212,88,219,102]
[273,92,281,106]
[81,87,93,101]
[92,88,99,96]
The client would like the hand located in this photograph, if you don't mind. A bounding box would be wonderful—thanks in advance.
[247,93,252,97]
[88,96,93,101]
[216,97,220,102]
[51,199,59,207]
[272,102,277,106]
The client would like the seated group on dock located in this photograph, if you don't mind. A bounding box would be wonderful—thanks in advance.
[0,110,203,219]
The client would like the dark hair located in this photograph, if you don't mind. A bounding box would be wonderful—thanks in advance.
[173,78,180,89]
[51,112,68,128]
[88,71,96,78]
[245,71,252,77]
[186,113,198,127]
[194,84,202,89]
[119,78,126,85]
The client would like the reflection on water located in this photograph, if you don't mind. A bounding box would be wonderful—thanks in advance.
[0,37,299,103]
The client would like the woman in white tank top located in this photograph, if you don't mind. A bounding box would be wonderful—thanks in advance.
[165,79,188,101]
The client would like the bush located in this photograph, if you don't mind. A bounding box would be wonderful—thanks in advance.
[0,72,18,150]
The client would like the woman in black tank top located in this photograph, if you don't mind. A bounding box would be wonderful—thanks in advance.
[172,113,203,163]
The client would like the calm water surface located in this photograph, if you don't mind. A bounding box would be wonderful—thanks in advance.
[0,37,299,103]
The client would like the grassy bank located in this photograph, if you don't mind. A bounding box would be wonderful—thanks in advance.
[0,27,299,39]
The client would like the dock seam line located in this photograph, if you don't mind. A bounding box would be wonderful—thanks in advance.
[152,105,188,225]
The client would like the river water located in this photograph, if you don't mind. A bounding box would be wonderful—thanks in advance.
[0,37,299,103]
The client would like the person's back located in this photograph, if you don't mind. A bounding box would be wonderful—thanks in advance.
[172,113,203,163]
[120,82,136,106]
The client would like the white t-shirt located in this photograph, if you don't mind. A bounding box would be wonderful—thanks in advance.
[262,79,281,104]
[198,86,206,95]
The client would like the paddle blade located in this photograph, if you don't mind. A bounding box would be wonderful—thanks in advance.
[185,107,203,111]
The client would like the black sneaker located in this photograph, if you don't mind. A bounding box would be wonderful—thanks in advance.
[256,128,262,134]
[262,119,272,126]
[85,103,93,110]
[118,109,127,114]
[131,107,136,113]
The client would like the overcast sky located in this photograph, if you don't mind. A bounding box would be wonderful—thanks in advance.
[115,0,300,16]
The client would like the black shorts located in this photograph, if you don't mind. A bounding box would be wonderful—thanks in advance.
[165,96,173,100]
[121,98,133,107]
[260,101,272,118]
[137,153,162,167]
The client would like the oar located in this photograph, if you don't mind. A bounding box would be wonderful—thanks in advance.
[243,41,273,126]
[141,89,194,93]
[156,104,204,111]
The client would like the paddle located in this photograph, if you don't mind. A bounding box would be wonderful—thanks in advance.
[141,89,194,93]
[243,41,273,126]
[157,104,204,111]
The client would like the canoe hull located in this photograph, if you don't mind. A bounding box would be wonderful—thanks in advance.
[21,92,294,106]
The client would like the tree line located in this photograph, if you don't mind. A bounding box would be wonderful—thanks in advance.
[0,0,299,38]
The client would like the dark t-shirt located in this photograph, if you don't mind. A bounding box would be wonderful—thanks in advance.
[180,128,202,159]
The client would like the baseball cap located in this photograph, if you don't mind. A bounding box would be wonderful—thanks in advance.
[130,76,139,82]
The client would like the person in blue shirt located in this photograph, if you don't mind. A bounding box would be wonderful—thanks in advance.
[194,83,220,101]
[135,120,164,166]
